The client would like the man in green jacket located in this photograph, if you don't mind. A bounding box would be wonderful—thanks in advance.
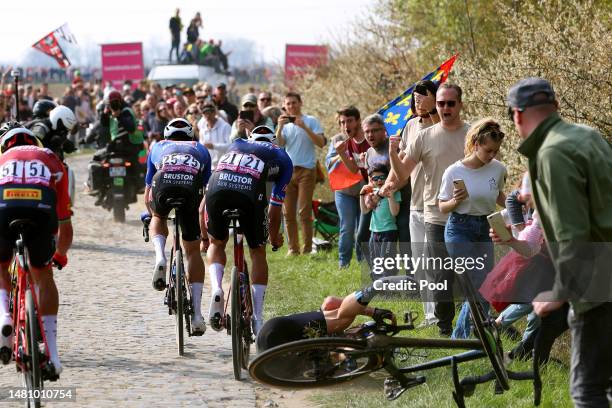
[508,77,612,408]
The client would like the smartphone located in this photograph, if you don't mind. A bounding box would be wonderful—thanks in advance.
[239,110,254,122]
[453,179,469,197]
[287,116,296,123]
[487,211,512,241]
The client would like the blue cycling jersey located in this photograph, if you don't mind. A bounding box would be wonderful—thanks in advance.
[210,138,292,206]
[145,140,212,187]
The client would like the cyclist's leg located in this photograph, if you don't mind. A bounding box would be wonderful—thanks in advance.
[205,192,231,330]
[180,203,205,328]
[149,180,171,289]
[28,225,60,372]
[244,202,270,333]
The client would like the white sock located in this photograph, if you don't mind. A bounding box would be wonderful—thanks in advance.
[191,282,203,317]
[209,263,224,293]
[42,315,60,369]
[251,284,266,322]
[0,290,8,316]
[152,235,166,264]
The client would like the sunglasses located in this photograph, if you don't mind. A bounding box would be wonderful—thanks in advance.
[436,100,457,108]
[259,97,271,102]
[371,175,386,182]
[507,106,524,121]
[243,103,256,109]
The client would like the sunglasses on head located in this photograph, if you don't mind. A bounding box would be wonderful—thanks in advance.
[371,175,386,182]
[436,100,457,108]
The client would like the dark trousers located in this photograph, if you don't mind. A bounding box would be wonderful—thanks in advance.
[569,302,612,408]
[369,230,398,279]
[425,221,455,333]
[357,211,372,267]
[397,185,412,258]
[169,39,180,62]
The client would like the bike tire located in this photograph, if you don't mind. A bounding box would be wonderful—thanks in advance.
[241,262,252,370]
[459,274,509,390]
[231,266,243,380]
[25,289,42,408]
[249,338,383,388]
[112,197,125,223]
[175,248,185,357]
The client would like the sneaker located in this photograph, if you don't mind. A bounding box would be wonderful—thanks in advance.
[191,314,206,336]
[251,318,264,336]
[208,288,224,331]
[152,259,166,291]
[0,314,12,365]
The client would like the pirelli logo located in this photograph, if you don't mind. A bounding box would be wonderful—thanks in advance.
[3,188,42,200]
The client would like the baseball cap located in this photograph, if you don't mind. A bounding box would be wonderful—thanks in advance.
[507,77,556,109]
[241,93,257,107]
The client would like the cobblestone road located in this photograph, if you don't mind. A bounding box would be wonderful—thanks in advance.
[0,155,257,407]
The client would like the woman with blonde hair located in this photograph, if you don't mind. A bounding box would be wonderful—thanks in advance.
[438,117,507,339]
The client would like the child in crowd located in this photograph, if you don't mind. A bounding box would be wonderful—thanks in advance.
[438,118,507,339]
[360,164,401,278]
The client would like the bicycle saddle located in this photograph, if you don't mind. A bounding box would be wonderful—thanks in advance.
[9,219,36,233]
[164,197,186,208]
[222,209,243,220]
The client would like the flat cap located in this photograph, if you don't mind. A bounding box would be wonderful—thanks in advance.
[507,77,556,109]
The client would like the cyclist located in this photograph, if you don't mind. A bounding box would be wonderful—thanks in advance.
[206,125,292,335]
[145,118,211,335]
[0,125,73,378]
[257,278,403,352]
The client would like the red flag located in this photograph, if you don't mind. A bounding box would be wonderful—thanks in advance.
[32,32,71,68]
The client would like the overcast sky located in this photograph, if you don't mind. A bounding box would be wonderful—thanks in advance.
[1,0,374,66]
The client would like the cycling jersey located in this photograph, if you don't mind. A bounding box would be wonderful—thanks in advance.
[145,139,212,189]
[206,138,292,207]
[146,140,211,242]
[205,139,292,248]
[0,146,70,267]
[0,145,71,221]
[256,311,327,353]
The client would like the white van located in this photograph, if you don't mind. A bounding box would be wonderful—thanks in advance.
[147,64,229,88]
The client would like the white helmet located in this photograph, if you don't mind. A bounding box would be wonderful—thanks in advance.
[249,126,276,143]
[49,105,77,132]
[164,118,194,140]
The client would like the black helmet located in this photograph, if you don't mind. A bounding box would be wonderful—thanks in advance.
[32,99,58,119]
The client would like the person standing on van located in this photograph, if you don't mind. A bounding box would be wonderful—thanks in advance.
[168,9,183,63]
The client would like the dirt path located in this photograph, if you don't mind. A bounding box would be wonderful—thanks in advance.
[0,154,330,407]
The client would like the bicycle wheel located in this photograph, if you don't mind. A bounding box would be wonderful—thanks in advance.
[459,274,509,390]
[241,263,252,370]
[175,248,185,357]
[231,266,243,380]
[25,289,42,408]
[249,338,383,388]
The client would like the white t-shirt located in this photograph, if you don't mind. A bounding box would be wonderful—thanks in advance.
[438,159,507,216]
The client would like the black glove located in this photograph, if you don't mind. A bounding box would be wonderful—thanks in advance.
[62,139,77,153]
[372,308,394,324]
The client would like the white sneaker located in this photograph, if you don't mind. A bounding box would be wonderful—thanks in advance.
[0,314,12,365]
[251,318,264,336]
[152,259,166,291]
[208,288,224,331]
[191,314,206,336]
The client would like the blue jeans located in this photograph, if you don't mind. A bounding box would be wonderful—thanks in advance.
[335,191,361,267]
[444,213,494,339]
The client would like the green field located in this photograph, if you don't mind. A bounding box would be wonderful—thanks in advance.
[262,246,572,408]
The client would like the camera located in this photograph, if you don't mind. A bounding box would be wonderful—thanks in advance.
[11,69,20,78]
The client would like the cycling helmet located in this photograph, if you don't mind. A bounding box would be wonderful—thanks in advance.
[32,99,58,119]
[249,125,276,143]
[0,127,43,153]
[49,105,77,132]
[164,118,194,141]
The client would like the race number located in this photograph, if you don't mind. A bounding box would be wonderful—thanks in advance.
[0,160,53,185]
[161,153,201,169]
[217,153,264,177]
